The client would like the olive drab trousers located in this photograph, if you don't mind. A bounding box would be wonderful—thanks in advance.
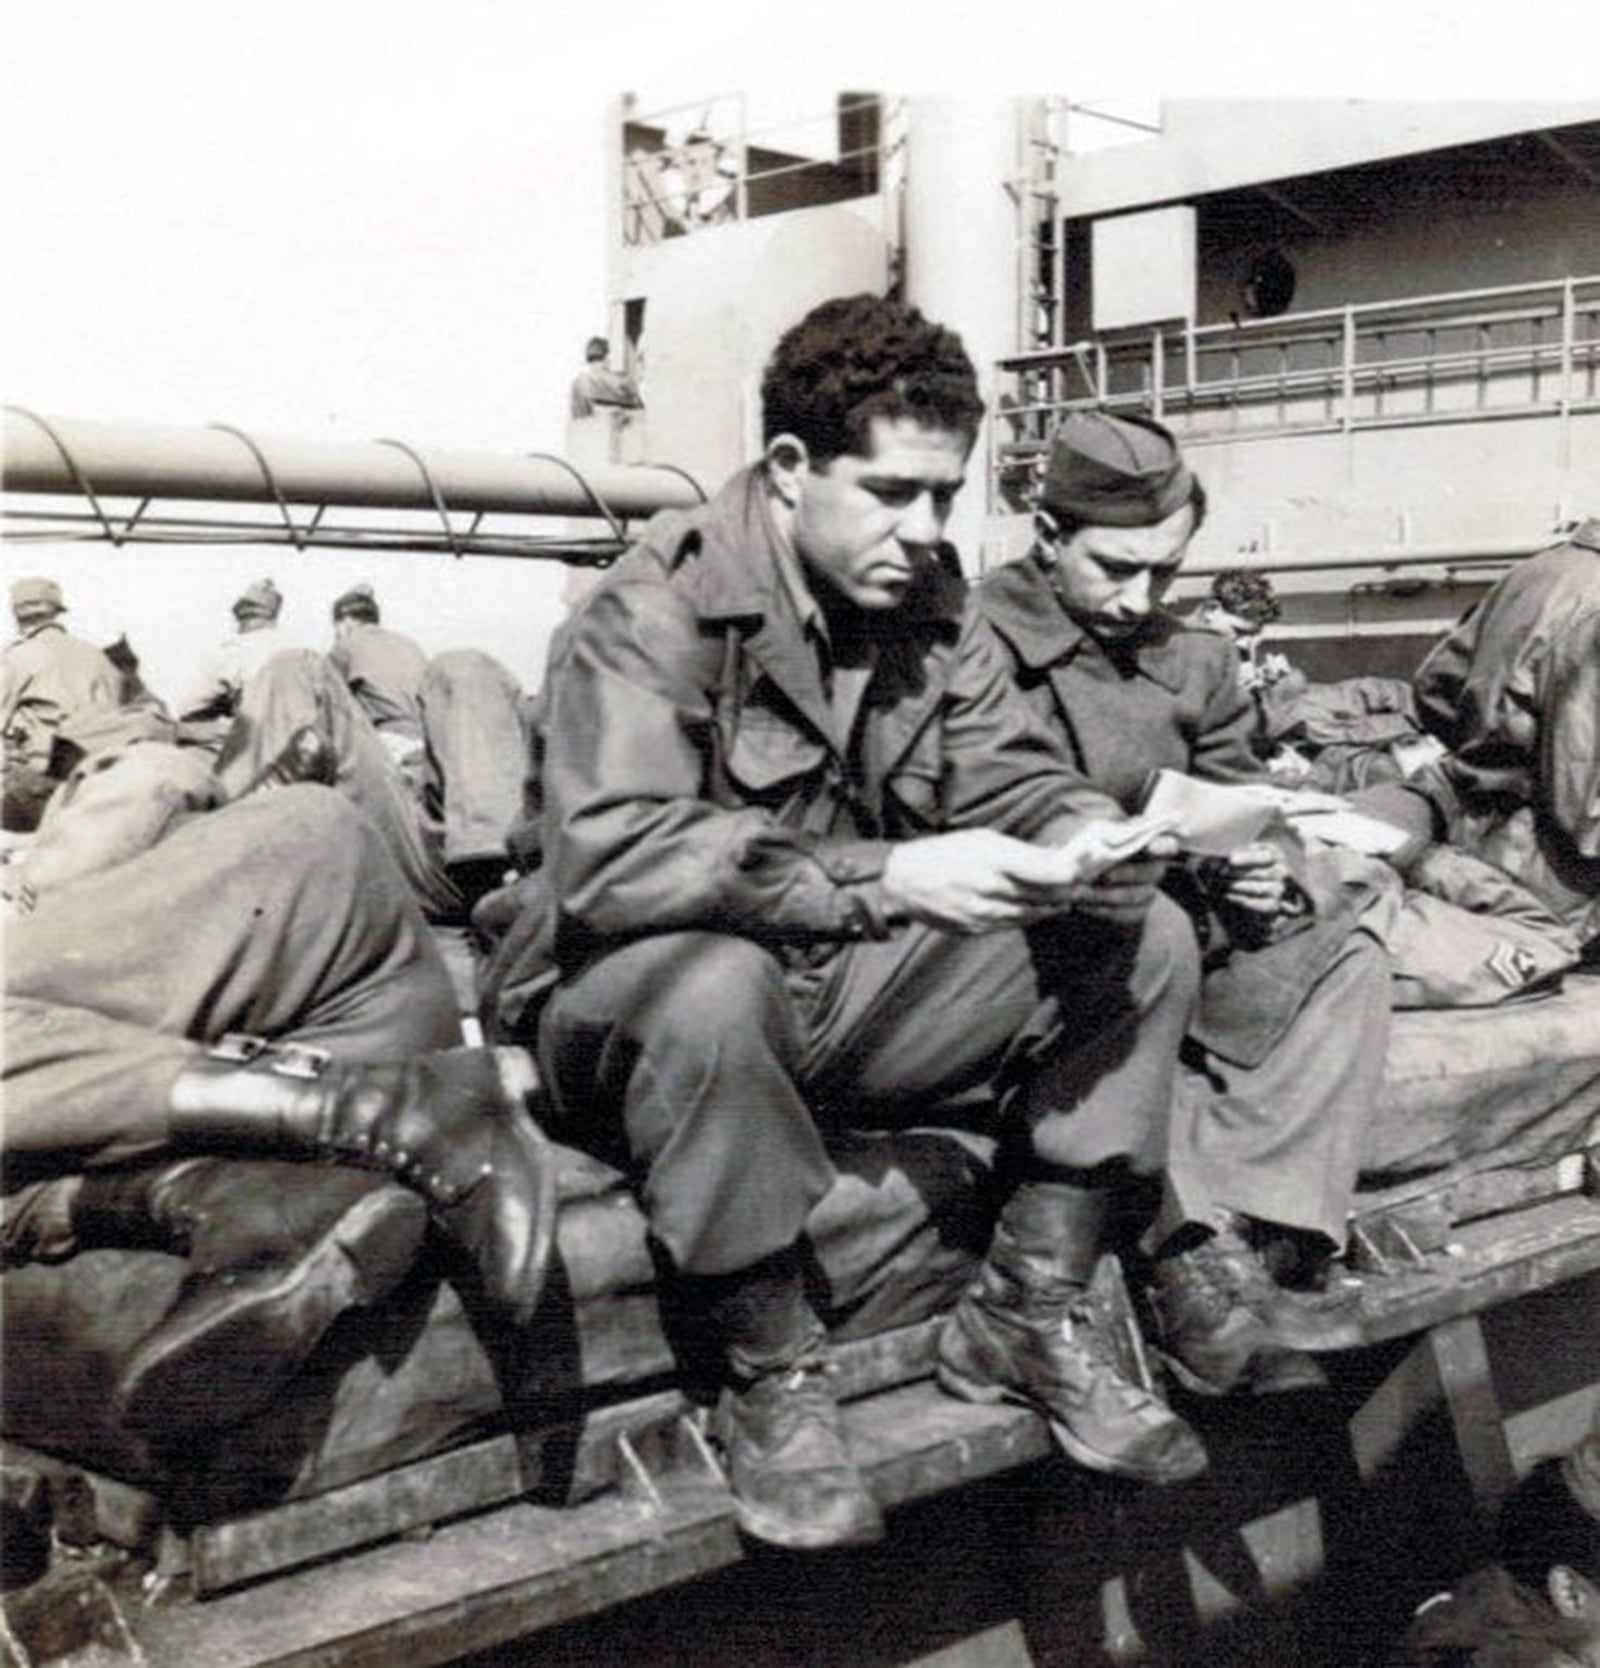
[2,787,461,1188]
[1158,928,1392,1252]
[219,649,529,920]
[538,894,1202,1278]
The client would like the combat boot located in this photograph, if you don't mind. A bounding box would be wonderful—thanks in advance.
[704,1248,884,1551]
[166,1037,556,1331]
[83,1158,425,1434]
[1147,1212,1344,1397]
[716,1346,886,1551]
[1147,1217,1329,1397]
[938,1182,1208,1486]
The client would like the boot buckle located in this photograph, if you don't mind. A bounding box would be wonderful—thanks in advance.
[206,1034,330,1080]
[208,1033,271,1064]
[271,1042,332,1080]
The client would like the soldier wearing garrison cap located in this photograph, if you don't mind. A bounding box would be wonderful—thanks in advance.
[174,577,293,728]
[1039,410,1198,529]
[3,576,120,827]
[978,409,1394,1397]
[329,581,428,741]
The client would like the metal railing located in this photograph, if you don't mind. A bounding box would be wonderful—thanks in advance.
[994,274,1600,500]
[1,409,707,565]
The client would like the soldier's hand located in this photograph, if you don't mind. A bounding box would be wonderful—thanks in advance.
[882,822,1175,934]
[1218,842,1288,915]
[1071,844,1177,925]
[883,830,1083,933]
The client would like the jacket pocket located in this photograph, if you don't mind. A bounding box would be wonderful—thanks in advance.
[724,716,828,800]
[886,763,941,824]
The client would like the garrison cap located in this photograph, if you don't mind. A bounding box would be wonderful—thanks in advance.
[11,577,64,616]
[1040,411,1195,528]
[233,577,283,621]
[331,582,380,622]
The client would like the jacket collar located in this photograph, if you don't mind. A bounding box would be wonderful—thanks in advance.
[644,464,968,752]
[662,464,964,637]
[978,554,1191,693]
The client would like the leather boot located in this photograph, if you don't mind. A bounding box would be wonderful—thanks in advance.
[938,1182,1208,1486]
[705,1249,884,1551]
[65,1157,429,1435]
[166,1036,556,1331]
[1147,1213,1335,1397]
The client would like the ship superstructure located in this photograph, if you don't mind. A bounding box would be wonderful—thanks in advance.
[605,94,1600,673]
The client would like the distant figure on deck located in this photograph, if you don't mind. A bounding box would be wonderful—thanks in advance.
[2,577,119,830]
[174,577,293,733]
[328,582,429,743]
[568,337,644,466]
[1188,569,1296,703]
[569,336,644,422]
[667,128,738,232]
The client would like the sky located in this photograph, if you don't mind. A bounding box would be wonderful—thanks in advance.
[5,0,1599,697]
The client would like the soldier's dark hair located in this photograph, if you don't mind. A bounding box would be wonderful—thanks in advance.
[761,294,984,467]
[1211,566,1278,627]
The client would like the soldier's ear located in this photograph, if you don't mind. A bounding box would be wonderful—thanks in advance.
[764,435,810,508]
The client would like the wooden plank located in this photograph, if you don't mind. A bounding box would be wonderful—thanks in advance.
[129,1384,1051,1668]
[138,1485,741,1668]
[188,1318,943,1594]
[1335,1195,1600,1347]
[1348,1332,1448,1487]
[1351,1146,1596,1254]
[1427,1315,1518,1506]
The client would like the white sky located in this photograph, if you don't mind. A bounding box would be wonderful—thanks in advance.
[5,0,1599,696]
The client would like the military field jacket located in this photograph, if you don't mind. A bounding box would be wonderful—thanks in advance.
[1,623,119,769]
[329,622,429,739]
[975,556,1263,809]
[538,467,1118,970]
[1413,517,1600,861]
[976,555,1374,1067]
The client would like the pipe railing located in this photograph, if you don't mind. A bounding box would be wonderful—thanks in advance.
[1,409,707,564]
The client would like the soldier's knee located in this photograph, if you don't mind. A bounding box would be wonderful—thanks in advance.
[1137,892,1201,1003]
[577,932,792,1052]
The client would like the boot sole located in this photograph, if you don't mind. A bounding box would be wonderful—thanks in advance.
[1156,1346,1329,1398]
[731,1493,886,1551]
[115,1187,427,1436]
[1262,1297,1370,1355]
[935,1359,1207,1486]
